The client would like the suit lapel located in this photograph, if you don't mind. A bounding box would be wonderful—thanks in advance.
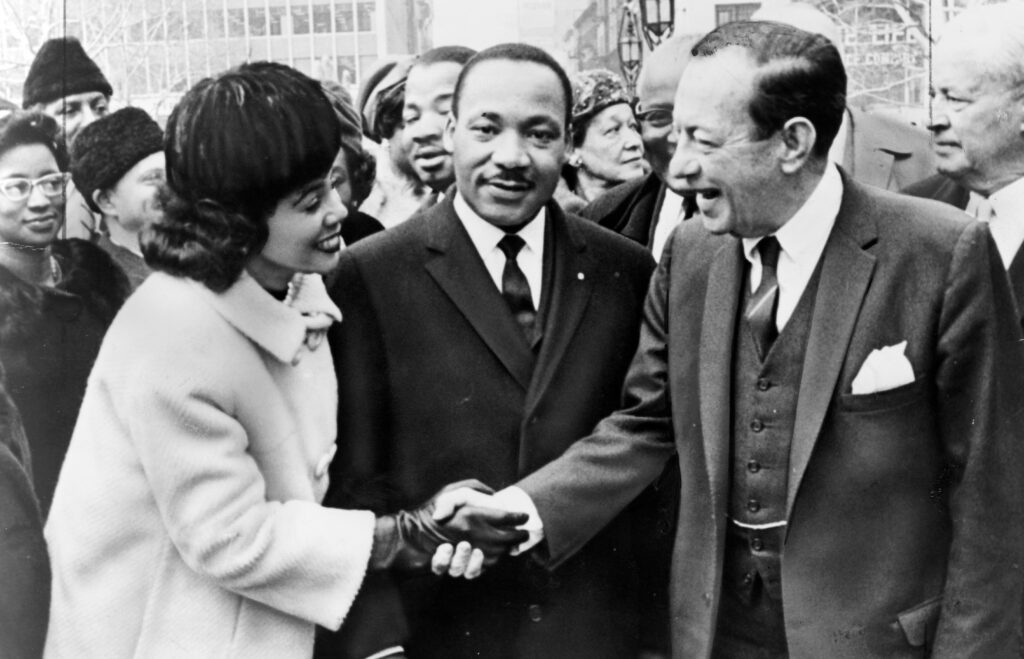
[786,182,878,522]
[423,200,534,390]
[699,239,743,516]
[525,206,594,417]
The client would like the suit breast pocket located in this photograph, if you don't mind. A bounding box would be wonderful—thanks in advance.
[838,378,926,414]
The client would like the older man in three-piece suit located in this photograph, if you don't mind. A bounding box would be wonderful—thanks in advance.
[461,21,1024,659]
[318,44,662,659]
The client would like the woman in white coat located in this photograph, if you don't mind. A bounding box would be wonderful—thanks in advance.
[43,62,527,658]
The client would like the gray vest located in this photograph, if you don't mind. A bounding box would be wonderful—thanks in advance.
[727,260,822,598]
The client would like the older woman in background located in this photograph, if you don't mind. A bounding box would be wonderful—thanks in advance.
[556,69,646,213]
[0,112,128,516]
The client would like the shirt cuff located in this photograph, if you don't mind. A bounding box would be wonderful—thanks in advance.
[365,646,405,659]
[492,486,544,555]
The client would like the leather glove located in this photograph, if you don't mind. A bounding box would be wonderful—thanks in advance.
[369,479,529,571]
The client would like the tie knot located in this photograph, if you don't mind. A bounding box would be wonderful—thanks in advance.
[498,234,527,259]
[756,236,781,270]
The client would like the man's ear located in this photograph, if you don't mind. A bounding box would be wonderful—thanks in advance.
[442,114,455,153]
[92,188,117,218]
[778,116,817,174]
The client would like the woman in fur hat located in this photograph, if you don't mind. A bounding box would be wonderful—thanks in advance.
[0,111,129,517]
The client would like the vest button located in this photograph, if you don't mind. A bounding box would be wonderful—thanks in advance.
[747,498,761,513]
[747,459,761,473]
[750,419,764,432]
[528,604,542,622]
[757,378,771,391]
[751,537,764,551]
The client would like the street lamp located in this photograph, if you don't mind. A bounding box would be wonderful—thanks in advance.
[639,0,675,49]
[617,4,643,95]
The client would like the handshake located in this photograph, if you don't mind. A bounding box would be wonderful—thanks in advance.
[369,480,538,580]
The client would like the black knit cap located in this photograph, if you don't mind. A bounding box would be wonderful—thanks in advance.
[70,107,162,213]
[22,37,113,108]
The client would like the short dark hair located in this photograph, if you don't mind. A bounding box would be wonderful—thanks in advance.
[0,111,68,171]
[418,45,477,68]
[692,21,845,158]
[144,61,341,292]
[452,43,573,131]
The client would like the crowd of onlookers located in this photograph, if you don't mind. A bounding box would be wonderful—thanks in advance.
[4,1,1024,657]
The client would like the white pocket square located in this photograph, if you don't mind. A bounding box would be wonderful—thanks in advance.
[851,340,915,395]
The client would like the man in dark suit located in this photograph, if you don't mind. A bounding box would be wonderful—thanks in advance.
[903,3,1024,321]
[464,21,1024,658]
[320,43,659,659]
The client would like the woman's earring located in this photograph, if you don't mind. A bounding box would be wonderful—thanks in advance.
[568,154,582,167]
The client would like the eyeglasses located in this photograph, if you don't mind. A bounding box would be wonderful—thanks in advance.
[635,106,674,130]
[0,173,69,203]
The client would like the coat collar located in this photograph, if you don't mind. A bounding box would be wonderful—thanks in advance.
[199,271,341,365]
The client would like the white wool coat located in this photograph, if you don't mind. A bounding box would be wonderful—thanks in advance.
[44,271,375,658]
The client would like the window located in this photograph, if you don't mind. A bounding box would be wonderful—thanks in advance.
[335,3,354,32]
[207,10,225,38]
[228,8,246,37]
[249,8,267,36]
[270,6,287,35]
[715,3,760,26]
[166,10,184,40]
[129,18,145,42]
[292,5,310,34]
[357,1,375,31]
[187,11,205,39]
[313,4,332,33]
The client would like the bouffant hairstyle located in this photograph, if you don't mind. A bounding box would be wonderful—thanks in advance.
[143,61,341,292]
[0,111,68,171]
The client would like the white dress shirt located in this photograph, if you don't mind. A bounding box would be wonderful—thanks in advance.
[651,188,688,260]
[454,192,546,309]
[741,164,843,331]
[968,177,1024,269]
[496,165,846,552]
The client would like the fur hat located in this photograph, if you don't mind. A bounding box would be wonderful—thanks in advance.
[22,37,113,108]
[70,107,162,214]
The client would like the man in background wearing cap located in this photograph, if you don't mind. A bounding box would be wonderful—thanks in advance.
[70,107,164,290]
[23,36,114,241]
[358,58,431,229]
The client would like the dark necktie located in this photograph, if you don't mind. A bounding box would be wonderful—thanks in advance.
[746,236,781,361]
[497,234,536,341]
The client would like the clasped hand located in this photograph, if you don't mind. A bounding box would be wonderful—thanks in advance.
[370,480,527,579]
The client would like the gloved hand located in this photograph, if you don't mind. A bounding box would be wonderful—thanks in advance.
[369,480,529,571]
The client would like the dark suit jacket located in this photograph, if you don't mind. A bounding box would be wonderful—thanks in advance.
[519,177,1024,658]
[321,198,658,658]
[903,173,1024,324]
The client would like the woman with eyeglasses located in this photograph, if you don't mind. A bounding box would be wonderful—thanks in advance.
[0,111,129,517]
[555,69,647,214]
[43,62,522,658]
